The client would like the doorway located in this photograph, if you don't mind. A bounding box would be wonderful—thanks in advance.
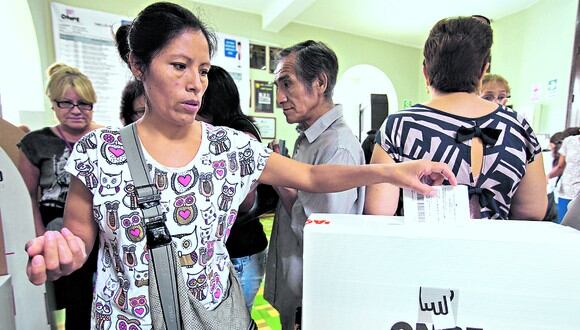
[334,64,398,140]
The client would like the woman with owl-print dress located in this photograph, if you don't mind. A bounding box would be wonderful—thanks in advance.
[24,3,456,329]
[18,63,102,329]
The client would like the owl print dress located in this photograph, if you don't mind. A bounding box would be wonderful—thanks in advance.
[65,122,272,329]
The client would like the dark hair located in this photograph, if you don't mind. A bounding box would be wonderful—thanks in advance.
[550,132,564,145]
[115,2,217,73]
[198,65,258,136]
[361,129,377,164]
[563,127,580,138]
[423,17,493,93]
[119,79,144,125]
[278,40,338,99]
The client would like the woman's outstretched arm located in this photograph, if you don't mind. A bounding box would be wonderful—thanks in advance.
[259,152,456,195]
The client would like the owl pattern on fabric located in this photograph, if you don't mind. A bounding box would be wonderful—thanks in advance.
[120,212,145,243]
[75,158,98,189]
[129,295,149,319]
[212,160,227,180]
[217,180,237,211]
[238,142,256,177]
[100,130,127,165]
[170,167,199,195]
[76,131,97,153]
[199,172,214,202]
[116,314,142,330]
[94,295,113,330]
[99,171,123,196]
[172,193,197,225]
[64,123,271,327]
[208,127,231,155]
[154,168,168,190]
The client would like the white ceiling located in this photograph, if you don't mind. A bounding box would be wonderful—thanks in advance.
[192,0,539,48]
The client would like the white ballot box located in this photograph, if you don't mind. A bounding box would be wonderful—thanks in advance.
[302,214,580,330]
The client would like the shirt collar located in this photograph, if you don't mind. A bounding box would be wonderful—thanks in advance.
[297,105,343,143]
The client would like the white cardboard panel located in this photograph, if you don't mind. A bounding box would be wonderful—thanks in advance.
[0,275,15,330]
[0,148,49,329]
[303,214,580,330]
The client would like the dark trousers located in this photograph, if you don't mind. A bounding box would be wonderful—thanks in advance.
[52,241,98,329]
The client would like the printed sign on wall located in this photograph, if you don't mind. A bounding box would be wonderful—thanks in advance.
[212,32,250,113]
[51,2,132,127]
[254,80,274,113]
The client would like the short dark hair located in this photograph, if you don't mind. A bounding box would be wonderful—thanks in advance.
[423,17,493,93]
[198,65,253,128]
[119,79,144,125]
[115,2,216,74]
[278,40,338,99]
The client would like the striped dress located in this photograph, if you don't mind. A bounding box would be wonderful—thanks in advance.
[377,104,541,219]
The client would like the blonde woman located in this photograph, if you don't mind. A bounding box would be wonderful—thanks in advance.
[18,63,101,329]
[480,73,511,106]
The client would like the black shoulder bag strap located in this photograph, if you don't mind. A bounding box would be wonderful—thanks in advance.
[120,124,182,330]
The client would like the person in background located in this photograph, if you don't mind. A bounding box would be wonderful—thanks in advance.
[196,65,272,311]
[365,16,547,220]
[361,129,377,165]
[264,40,366,330]
[548,127,580,221]
[544,131,565,221]
[17,63,100,329]
[119,79,146,125]
[480,73,511,106]
[479,73,557,220]
[24,3,455,328]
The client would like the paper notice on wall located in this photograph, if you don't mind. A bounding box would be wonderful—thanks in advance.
[403,185,470,223]
[51,3,133,127]
[212,32,250,113]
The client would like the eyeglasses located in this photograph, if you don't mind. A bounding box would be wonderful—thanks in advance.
[55,100,94,111]
[481,94,510,103]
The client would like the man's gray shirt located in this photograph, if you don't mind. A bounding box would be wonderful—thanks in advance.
[264,105,365,329]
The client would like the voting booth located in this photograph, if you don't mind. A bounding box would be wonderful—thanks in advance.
[0,146,49,329]
[303,214,580,330]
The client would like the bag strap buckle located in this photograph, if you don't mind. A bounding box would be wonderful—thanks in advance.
[146,216,172,249]
[135,184,161,209]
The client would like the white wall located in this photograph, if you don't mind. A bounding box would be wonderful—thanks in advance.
[335,64,398,139]
[0,1,44,125]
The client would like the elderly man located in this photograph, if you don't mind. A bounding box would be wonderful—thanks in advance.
[264,40,365,330]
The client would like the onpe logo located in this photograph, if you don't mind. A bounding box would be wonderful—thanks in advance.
[389,287,483,329]
[419,287,455,316]
[61,9,80,22]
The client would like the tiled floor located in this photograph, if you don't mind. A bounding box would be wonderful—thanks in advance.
[251,215,282,330]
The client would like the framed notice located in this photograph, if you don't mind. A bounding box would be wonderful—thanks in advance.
[254,80,274,113]
[253,116,276,139]
[269,46,282,73]
[250,44,266,70]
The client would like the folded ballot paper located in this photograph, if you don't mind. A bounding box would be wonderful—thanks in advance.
[302,213,580,330]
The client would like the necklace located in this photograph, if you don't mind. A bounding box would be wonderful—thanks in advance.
[55,125,75,152]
